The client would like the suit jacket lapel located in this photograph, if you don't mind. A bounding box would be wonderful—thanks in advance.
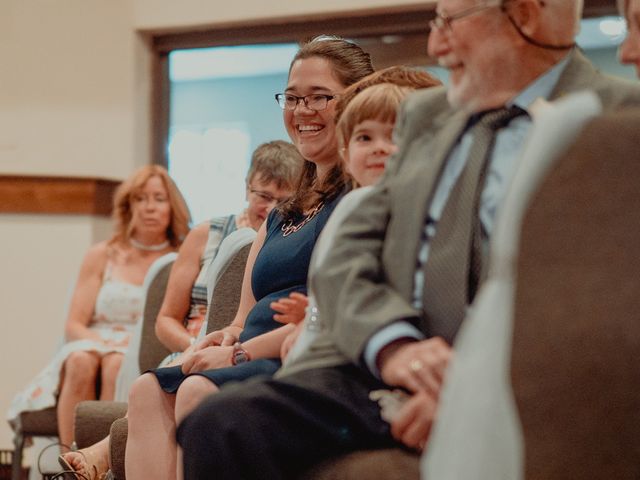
[549,49,599,101]
[388,109,469,299]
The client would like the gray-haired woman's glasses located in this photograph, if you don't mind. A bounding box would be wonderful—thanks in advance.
[274,93,338,111]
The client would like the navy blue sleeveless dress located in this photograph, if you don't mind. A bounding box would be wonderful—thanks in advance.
[151,190,345,392]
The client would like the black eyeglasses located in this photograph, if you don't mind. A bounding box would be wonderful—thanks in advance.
[274,93,338,111]
[429,1,503,31]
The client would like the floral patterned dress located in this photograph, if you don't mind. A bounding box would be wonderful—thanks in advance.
[7,263,144,424]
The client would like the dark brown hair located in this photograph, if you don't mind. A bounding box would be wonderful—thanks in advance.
[280,36,374,218]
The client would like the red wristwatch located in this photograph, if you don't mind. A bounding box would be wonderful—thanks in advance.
[231,342,251,365]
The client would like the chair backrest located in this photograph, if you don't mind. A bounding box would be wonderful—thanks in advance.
[510,110,640,479]
[206,242,252,334]
[137,259,175,373]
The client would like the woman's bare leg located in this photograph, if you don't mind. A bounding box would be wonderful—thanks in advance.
[99,352,123,400]
[57,351,101,449]
[174,376,218,480]
[125,373,177,480]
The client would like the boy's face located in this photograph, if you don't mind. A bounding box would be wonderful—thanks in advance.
[343,119,397,187]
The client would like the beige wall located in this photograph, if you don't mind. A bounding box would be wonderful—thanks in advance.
[0,215,111,451]
[0,0,149,179]
[133,0,435,32]
[1,0,436,453]
[0,0,148,451]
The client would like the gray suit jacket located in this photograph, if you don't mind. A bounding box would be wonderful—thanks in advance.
[277,49,640,378]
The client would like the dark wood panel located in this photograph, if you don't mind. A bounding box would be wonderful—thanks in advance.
[0,175,121,216]
[151,5,437,52]
[584,0,618,17]
[151,1,617,52]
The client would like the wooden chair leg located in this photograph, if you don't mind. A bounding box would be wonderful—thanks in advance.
[11,430,25,480]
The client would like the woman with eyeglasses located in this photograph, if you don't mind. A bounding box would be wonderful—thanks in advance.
[121,36,374,480]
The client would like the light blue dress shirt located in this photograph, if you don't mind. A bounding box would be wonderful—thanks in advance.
[364,56,571,376]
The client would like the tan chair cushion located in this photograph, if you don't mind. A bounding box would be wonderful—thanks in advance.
[16,407,58,436]
[206,242,251,333]
[138,261,174,373]
[109,418,128,480]
[74,401,128,449]
[304,449,419,480]
[511,111,640,479]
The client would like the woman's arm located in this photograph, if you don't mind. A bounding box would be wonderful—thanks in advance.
[64,242,109,342]
[196,221,267,349]
[155,222,209,352]
[182,323,296,373]
[242,323,296,359]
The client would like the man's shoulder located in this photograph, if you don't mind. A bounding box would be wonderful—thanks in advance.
[592,73,640,110]
[556,50,640,109]
[396,85,452,138]
[403,85,450,117]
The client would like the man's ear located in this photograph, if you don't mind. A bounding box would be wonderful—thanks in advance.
[339,146,348,160]
[504,0,544,37]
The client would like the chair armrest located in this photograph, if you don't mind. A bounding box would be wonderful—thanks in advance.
[303,449,420,480]
[109,417,128,480]
[74,401,128,449]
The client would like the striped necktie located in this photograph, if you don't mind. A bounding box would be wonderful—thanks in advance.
[421,106,527,342]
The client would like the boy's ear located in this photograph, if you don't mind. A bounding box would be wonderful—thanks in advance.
[340,148,353,175]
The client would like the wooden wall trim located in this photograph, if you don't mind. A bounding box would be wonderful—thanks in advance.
[152,6,437,52]
[0,175,121,216]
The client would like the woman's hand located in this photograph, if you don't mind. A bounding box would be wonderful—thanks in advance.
[181,345,234,374]
[195,326,241,350]
[280,322,305,360]
[271,292,308,325]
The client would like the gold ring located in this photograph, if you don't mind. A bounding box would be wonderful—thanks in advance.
[409,359,424,373]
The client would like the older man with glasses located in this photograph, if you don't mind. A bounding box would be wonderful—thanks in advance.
[177,1,640,479]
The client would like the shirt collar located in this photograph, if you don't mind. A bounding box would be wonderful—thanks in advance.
[463,51,572,131]
[508,51,572,111]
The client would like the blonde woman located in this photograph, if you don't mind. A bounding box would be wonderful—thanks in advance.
[8,165,190,452]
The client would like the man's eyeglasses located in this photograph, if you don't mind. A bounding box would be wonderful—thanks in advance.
[429,1,503,31]
[249,188,288,204]
[274,93,338,111]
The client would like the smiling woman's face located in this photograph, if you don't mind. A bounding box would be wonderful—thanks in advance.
[283,56,346,169]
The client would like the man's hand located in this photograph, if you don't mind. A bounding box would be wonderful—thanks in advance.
[390,391,437,452]
[181,345,234,374]
[378,337,451,395]
[271,292,309,324]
